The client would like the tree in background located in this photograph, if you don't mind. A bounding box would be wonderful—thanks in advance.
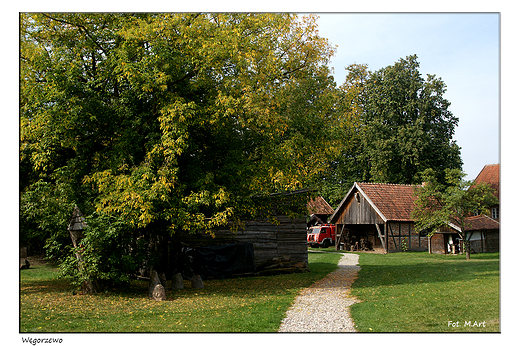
[20,13,338,288]
[361,55,462,184]
[412,168,498,259]
[318,64,368,206]
[318,56,462,208]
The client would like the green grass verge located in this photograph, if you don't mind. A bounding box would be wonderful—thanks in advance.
[350,252,500,332]
[20,252,341,333]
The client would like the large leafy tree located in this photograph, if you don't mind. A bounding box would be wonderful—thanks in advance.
[20,13,338,284]
[318,57,462,207]
[412,168,498,259]
[362,55,462,184]
[318,64,369,206]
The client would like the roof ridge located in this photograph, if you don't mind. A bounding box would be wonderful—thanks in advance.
[468,214,500,224]
[357,182,420,187]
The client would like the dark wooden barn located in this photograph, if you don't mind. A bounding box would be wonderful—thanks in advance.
[174,215,308,272]
[172,190,310,276]
[329,182,432,253]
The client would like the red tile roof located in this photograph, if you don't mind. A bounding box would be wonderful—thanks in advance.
[451,215,499,231]
[473,164,499,200]
[357,183,419,222]
[307,196,334,215]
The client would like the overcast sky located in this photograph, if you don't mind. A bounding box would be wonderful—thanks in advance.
[315,13,499,180]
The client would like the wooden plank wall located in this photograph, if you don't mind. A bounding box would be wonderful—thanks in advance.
[336,192,384,225]
[430,233,446,254]
[468,230,499,253]
[176,216,308,268]
[485,230,499,253]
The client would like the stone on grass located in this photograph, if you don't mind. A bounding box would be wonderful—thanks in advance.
[152,284,166,301]
[172,272,184,290]
[190,274,204,289]
[148,270,161,298]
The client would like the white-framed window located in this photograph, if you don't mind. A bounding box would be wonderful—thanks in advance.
[491,207,499,219]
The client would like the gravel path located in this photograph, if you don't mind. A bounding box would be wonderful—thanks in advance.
[278,252,361,332]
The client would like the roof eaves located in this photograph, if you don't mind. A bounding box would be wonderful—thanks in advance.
[448,222,461,232]
[329,183,358,223]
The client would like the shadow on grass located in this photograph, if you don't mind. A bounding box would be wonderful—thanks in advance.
[353,252,499,289]
[20,252,342,300]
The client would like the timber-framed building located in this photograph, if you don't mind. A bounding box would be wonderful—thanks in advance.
[329,182,429,253]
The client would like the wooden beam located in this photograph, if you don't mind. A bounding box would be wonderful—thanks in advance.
[467,231,475,254]
[399,222,402,251]
[389,223,398,251]
[409,224,412,250]
[336,224,346,250]
[375,223,387,253]
[385,223,389,253]
[417,225,420,251]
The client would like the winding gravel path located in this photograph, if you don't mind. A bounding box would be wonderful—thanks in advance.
[278,252,361,332]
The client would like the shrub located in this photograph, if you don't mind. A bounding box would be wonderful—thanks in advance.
[58,213,148,291]
[401,237,409,252]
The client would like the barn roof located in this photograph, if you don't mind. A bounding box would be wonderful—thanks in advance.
[330,182,419,223]
[358,183,419,221]
[473,164,499,200]
[449,214,499,232]
[307,196,334,215]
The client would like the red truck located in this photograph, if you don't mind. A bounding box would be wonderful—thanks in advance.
[307,224,336,248]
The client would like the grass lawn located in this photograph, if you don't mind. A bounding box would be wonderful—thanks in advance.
[350,252,500,333]
[20,252,341,333]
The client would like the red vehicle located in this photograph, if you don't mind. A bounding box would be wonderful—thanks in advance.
[307,224,336,248]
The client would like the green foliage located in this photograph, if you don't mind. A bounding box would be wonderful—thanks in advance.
[412,168,498,236]
[351,252,499,332]
[20,13,336,239]
[58,213,148,289]
[318,56,462,206]
[401,237,409,252]
[317,64,368,206]
[20,13,338,277]
[412,168,498,259]
[20,167,76,258]
[362,55,462,184]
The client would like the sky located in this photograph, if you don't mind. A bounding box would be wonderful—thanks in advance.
[314,13,500,180]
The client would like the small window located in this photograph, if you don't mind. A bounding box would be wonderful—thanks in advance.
[491,207,499,219]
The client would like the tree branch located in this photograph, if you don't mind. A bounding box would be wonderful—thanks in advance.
[41,13,109,57]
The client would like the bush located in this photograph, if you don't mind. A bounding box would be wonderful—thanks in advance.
[401,237,409,252]
[58,213,148,290]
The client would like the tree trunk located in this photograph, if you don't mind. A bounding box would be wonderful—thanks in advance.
[463,232,470,260]
[82,280,99,295]
[74,248,100,294]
